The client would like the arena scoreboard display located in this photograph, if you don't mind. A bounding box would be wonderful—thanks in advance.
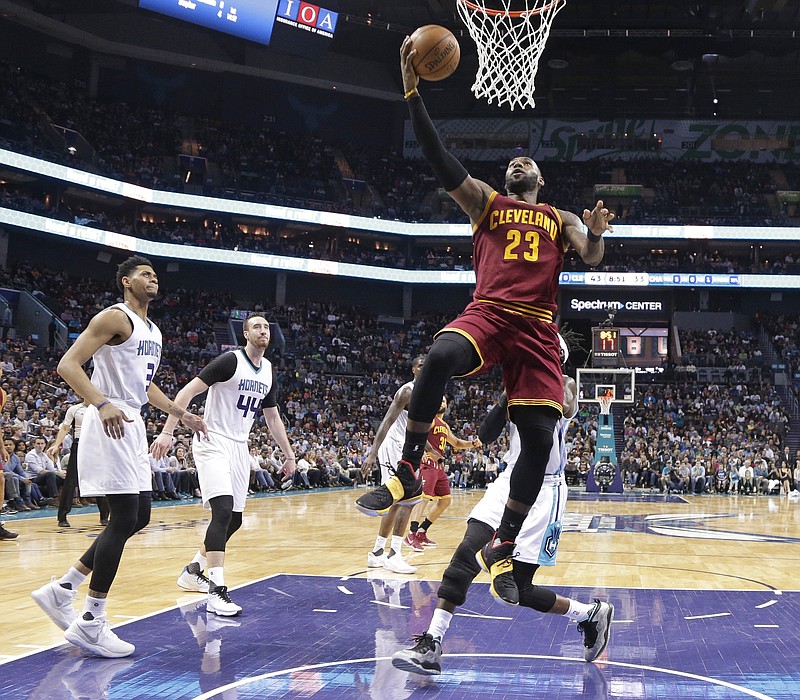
[592,327,620,367]
[139,0,339,53]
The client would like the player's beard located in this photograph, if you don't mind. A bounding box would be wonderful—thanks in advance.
[506,171,538,195]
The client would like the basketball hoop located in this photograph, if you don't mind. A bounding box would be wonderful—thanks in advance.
[598,395,613,416]
[455,0,567,110]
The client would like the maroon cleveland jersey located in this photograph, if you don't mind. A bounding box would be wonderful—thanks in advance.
[471,191,565,319]
[427,416,449,459]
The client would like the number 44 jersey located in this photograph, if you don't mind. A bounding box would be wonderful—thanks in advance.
[197,349,277,441]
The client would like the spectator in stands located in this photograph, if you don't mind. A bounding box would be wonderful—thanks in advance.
[169,445,201,498]
[149,452,180,501]
[24,436,63,502]
[690,460,706,494]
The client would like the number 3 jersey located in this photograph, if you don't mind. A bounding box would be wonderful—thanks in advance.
[198,349,278,442]
[91,303,162,410]
[472,191,565,317]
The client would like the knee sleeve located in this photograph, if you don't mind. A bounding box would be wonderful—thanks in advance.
[437,519,494,607]
[507,406,559,506]
[226,510,243,541]
[204,495,234,552]
[513,560,557,613]
[132,493,152,534]
[408,333,480,423]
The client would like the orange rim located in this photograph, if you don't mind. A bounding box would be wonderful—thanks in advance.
[458,0,564,18]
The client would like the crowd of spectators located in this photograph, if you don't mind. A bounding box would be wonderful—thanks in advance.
[2,263,800,537]
[2,61,798,229]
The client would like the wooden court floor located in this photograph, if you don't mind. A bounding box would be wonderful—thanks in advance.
[3,485,800,661]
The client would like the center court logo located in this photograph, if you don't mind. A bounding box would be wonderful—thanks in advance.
[563,512,800,543]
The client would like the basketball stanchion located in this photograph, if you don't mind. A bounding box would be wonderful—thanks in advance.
[455,0,567,110]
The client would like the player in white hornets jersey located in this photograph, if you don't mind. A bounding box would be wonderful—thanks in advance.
[152,313,296,616]
[393,337,615,676]
[32,256,207,659]
[358,355,426,575]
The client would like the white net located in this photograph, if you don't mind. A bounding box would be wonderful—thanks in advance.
[598,396,613,416]
[455,0,567,111]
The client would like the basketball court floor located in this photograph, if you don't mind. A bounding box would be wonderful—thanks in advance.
[2,486,798,699]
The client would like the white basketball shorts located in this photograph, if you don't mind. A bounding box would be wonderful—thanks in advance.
[78,401,150,496]
[377,438,403,486]
[468,470,567,566]
[192,431,250,513]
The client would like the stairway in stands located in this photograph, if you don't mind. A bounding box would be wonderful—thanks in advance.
[214,323,233,347]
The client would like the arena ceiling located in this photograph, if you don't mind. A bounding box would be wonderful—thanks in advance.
[1,0,799,119]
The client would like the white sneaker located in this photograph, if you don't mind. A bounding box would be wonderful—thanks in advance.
[31,577,78,631]
[207,586,242,617]
[64,614,135,658]
[384,551,417,574]
[367,551,387,568]
[177,564,210,593]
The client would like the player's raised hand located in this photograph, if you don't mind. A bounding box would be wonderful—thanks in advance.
[400,36,420,93]
[582,199,615,237]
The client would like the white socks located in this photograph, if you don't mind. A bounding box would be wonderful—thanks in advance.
[191,552,208,571]
[83,594,106,619]
[427,608,453,640]
[59,567,87,590]
[372,536,387,555]
[208,567,225,588]
[564,599,595,623]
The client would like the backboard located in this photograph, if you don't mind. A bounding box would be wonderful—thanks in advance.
[576,368,635,405]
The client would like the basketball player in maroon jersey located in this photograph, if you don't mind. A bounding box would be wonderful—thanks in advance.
[357,38,614,607]
[405,397,481,551]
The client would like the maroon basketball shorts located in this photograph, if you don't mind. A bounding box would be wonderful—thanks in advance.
[438,300,563,413]
[421,458,451,498]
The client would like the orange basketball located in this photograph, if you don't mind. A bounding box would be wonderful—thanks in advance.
[409,25,460,82]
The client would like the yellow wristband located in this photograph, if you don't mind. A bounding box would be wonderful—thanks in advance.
[404,87,419,100]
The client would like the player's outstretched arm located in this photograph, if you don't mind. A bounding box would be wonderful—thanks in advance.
[149,377,209,459]
[401,37,492,223]
[445,424,482,451]
[478,392,509,445]
[560,200,614,267]
[147,381,208,457]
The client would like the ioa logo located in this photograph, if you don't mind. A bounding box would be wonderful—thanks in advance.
[276,1,338,37]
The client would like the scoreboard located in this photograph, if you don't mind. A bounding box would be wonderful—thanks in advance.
[592,327,620,367]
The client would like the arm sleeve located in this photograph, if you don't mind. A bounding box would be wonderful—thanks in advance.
[407,95,469,191]
[479,401,508,445]
[260,366,279,409]
[198,352,238,386]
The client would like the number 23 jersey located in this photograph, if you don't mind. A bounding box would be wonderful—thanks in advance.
[198,349,277,442]
[472,191,565,316]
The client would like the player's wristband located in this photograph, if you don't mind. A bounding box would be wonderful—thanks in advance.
[96,400,110,410]
[404,87,419,100]
[587,230,602,243]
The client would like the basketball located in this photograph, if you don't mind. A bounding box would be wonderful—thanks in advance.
[409,25,460,81]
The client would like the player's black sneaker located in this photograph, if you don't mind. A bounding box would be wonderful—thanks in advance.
[392,633,442,675]
[476,533,518,606]
[355,460,423,516]
[577,599,614,662]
